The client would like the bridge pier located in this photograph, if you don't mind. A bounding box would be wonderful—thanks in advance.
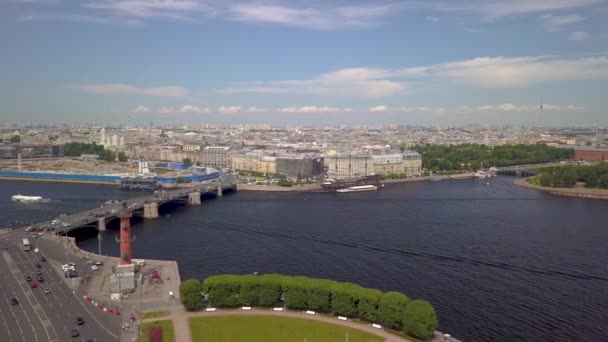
[217,184,223,197]
[188,192,201,205]
[143,202,159,219]
[97,217,106,231]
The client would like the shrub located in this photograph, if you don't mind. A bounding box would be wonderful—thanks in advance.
[330,283,361,317]
[257,274,283,307]
[403,300,438,339]
[179,279,203,311]
[203,275,241,307]
[356,288,382,322]
[377,291,409,329]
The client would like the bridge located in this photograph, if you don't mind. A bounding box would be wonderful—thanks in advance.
[32,173,237,234]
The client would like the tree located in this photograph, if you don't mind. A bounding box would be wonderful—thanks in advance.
[356,288,382,322]
[117,152,128,162]
[539,172,554,187]
[403,300,438,339]
[257,274,282,307]
[179,279,203,311]
[10,135,21,143]
[183,158,193,167]
[330,283,360,317]
[282,276,309,310]
[305,279,333,312]
[237,275,259,306]
[377,291,410,329]
[101,149,116,162]
[195,161,201,166]
[599,173,608,189]
[203,275,240,307]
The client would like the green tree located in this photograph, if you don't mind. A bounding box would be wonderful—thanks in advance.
[403,300,438,339]
[101,149,116,162]
[377,291,410,329]
[203,275,240,307]
[356,288,382,322]
[179,279,203,311]
[10,135,21,143]
[330,283,360,317]
[599,173,608,189]
[117,152,128,162]
[305,279,333,312]
[195,161,201,166]
[281,276,309,310]
[237,275,259,306]
[183,158,193,167]
[257,274,282,307]
[539,172,554,187]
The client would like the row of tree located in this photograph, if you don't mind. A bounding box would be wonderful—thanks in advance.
[179,274,438,339]
[537,164,608,188]
[63,142,127,162]
[411,144,573,172]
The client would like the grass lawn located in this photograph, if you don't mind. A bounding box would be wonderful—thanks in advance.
[142,310,171,319]
[142,319,175,342]
[189,315,384,342]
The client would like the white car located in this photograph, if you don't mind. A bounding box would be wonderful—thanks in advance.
[91,265,99,270]
[62,264,76,272]
[34,248,39,253]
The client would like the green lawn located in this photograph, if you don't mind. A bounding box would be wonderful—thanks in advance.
[142,310,171,319]
[142,319,175,342]
[189,315,384,342]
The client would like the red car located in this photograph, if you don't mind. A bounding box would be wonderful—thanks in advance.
[29,281,38,288]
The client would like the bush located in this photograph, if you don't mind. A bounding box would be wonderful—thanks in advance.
[203,275,241,307]
[377,291,409,329]
[282,276,310,310]
[257,274,283,307]
[330,283,361,317]
[238,275,259,306]
[403,300,438,339]
[179,279,203,311]
[356,288,382,322]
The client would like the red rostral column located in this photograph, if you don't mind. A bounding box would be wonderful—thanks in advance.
[118,204,133,265]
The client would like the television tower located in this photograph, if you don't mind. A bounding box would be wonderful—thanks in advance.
[118,204,133,265]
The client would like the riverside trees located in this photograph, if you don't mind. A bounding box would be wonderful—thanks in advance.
[181,274,439,339]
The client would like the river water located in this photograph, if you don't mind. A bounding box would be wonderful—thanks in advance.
[2,178,607,341]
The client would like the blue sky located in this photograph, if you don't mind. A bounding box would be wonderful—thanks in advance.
[1,0,608,126]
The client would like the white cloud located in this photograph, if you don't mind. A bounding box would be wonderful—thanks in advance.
[247,107,269,112]
[369,105,388,112]
[134,105,150,113]
[70,83,189,97]
[476,103,585,112]
[425,16,440,22]
[400,55,608,88]
[569,31,589,41]
[278,106,342,113]
[539,14,584,32]
[158,107,176,114]
[218,106,241,114]
[426,0,603,18]
[180,105,209,113]
[85,0,211,20]
[219,67,406,99]
[229,3,396,30]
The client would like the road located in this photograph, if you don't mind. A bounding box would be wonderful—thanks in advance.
[0,229,120,342]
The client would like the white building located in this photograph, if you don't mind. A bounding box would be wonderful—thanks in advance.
[202,146,231,169]
[325,151,422,180]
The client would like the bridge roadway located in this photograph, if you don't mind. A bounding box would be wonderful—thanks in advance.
[30,174,237,234]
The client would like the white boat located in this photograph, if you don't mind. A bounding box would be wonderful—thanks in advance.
[336,185,378,193]
[11,195,44,203]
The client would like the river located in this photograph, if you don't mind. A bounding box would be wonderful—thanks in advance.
[1,177,607,342]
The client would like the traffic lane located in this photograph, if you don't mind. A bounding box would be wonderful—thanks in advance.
[0,254,34,342]
[31,239,120,341]
[17,247,116,341]
[0,250,45,342]
[12,249,80,341]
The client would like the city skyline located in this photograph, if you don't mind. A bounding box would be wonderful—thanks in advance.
[2,0,608,125]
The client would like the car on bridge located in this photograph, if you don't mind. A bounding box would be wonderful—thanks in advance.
[11,298,19,305]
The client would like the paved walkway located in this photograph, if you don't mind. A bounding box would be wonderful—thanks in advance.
[143,307,414,342]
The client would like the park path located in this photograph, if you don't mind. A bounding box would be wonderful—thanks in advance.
[144,307,414,342]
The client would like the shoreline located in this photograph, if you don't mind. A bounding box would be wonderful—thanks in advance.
[0,176,118,185]
[514,178,608,200]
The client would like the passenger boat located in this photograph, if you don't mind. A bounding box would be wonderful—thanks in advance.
[336,185,378,193]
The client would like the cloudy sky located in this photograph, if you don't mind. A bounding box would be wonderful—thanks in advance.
[1,0,608,125]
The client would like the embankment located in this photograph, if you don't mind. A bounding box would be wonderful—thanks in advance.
[514,178,608,200]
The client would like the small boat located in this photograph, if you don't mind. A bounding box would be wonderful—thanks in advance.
[12,195,44,203]
[336,185,378,193]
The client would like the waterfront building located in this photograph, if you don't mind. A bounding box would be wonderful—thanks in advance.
[275,154,323,180]
[232,154,277,175]
[202,146,231,169]
[325,151,421,179]
[573,146,608,161]
[182,144,201,152]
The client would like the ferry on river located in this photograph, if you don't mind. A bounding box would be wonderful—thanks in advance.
[336,185,379,193]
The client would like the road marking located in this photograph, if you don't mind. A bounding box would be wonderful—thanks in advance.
[3,251,57,342]
[0,300,15,342]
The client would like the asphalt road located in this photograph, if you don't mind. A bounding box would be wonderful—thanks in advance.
[0,230,120,342]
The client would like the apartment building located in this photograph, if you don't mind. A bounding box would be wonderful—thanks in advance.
[325,151,421,179]
[201,146,231,169]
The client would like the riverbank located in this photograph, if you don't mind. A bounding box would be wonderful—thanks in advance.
[0,176,118,185]
[514,178,608,200]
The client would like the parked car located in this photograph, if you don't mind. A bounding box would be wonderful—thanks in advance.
[71,329,79,337]
[76,317,84,325]
[43,288,51,294]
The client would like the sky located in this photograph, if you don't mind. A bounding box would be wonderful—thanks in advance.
[1,0,608,126]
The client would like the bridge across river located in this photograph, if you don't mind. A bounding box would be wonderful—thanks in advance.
[32,173,237,234]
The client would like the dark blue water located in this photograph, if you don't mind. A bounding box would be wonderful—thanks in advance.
[2,178,607,341]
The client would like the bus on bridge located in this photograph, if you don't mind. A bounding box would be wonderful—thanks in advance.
[22,238,31,251]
